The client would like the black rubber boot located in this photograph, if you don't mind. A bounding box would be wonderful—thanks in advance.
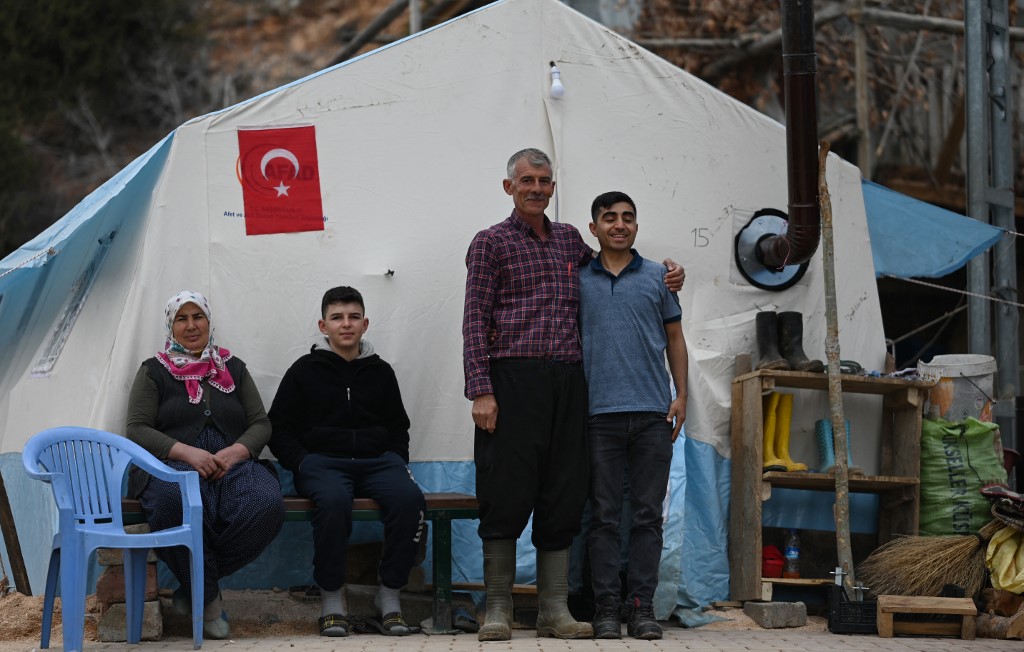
[755,312,790,371]
[778,311,824,372]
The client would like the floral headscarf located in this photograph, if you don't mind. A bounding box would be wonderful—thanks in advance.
[154,290,235,404]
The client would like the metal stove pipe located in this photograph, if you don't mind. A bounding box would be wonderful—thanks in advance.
[759,0,821,267]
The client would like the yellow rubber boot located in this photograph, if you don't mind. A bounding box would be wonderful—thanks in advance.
[775,393,808,472]
[762,392,787,472]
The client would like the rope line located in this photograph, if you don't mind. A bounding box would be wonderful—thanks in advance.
[993,226,1024,239]
[884,275,1024,309]
[0,248,57,281]
[887,303,966,345]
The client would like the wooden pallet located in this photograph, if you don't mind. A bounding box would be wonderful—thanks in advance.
[876,595,977,640]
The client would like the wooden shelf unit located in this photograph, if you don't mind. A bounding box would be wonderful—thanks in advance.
[728,369,935,602]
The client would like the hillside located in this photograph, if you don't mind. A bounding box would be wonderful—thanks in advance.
[1,0,1020,260]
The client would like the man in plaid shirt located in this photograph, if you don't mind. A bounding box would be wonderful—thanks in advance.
[463,148,681,641]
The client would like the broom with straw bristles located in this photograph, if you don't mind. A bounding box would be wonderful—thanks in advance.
[857,519,1002,598]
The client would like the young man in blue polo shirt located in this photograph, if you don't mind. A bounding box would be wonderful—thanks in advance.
[580,191,688,640]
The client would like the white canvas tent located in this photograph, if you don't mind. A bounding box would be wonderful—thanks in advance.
[0,0,888,618]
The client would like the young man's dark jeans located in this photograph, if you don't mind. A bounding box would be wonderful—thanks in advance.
[295,451,426,592]
[587,411,673,606]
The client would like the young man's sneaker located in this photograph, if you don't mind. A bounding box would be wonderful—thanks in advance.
[592,597,622,639]
[626,598,662,640]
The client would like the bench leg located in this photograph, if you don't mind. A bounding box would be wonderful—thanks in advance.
[962,614,976,640]
[877,611,893,638]
[430,516,459,634]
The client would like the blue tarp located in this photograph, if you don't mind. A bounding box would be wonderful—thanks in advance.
[862,179,1004,279]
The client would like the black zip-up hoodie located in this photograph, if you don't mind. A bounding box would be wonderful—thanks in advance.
[268,340,411,473]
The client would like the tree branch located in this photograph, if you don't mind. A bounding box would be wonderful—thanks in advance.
[701,2,850,83]
[859,6,1024,40]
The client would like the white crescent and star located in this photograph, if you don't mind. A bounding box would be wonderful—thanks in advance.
[260,148,300,197]
[260,148,300,179]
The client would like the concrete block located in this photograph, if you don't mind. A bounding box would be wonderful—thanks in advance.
[743,601,807,628]
[96,563,159,611]
[97,547,159,566]
[98,600,163,642]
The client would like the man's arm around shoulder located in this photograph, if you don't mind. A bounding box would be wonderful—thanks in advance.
[662,259,685,292]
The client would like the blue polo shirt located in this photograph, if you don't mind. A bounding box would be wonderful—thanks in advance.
[580,250,682,416]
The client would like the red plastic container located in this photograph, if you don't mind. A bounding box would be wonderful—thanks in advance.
[762,545,784,578]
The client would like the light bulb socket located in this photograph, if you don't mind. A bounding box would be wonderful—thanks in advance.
[549,62,564,99]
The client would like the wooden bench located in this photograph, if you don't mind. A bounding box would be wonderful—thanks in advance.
[876,595,977,640]
[121,492,480,634]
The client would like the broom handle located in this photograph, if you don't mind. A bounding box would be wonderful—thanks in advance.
[818,140,857,596]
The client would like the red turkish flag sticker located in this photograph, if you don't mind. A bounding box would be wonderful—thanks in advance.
[237,125,324,235]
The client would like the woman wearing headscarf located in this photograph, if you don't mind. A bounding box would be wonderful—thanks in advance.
[126,291,285,639]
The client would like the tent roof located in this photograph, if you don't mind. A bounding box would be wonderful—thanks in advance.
[1,0,885,465]
[863,179,1004,279]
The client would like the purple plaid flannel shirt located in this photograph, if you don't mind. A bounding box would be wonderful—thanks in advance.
[463,211,592,399]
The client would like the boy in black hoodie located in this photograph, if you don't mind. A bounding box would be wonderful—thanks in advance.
[269,286,426,637]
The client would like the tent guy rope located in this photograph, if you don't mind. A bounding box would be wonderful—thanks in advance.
[0,248,58,280]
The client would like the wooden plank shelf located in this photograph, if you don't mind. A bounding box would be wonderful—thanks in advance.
[762,577,834,586]
[733,369,936,395]
[762,471,918,493]
[729,369,935,602]
[758,576,835,601]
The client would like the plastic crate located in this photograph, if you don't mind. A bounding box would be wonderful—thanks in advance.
[827,584,878,634]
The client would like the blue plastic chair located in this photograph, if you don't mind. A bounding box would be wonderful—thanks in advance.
[23,427,204,650]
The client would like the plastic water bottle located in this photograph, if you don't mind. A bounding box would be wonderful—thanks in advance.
[783,529,801,578]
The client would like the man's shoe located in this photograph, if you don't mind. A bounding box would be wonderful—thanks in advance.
[592,597,621,639]
[626,599,662,640]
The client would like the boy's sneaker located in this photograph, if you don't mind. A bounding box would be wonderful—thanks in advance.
[592,597,622,639]
[626,598,662,640]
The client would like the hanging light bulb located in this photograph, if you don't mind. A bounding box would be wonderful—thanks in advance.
[549,61,565,99]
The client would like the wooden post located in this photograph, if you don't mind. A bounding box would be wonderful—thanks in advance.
[0,470,31,595]
[818,141,856,596]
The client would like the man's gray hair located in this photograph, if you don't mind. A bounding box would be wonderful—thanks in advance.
[506,148,552,180]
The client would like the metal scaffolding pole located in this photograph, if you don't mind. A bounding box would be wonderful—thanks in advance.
[965,0,1018,459]
[410,0,422,34]
[965,0,990,356]
[988,0,1018,456]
